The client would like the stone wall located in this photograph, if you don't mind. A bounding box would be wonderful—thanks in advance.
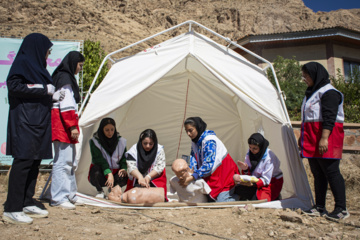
[292,121,360,153]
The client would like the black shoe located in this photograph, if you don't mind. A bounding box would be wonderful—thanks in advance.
[326,207,350,220]
[302,205,328,217]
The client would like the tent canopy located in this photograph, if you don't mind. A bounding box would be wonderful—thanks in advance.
[76,22,312,209]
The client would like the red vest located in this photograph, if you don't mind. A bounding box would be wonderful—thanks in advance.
[300,84,344,159]
[192,134,239,200]
[204,153,239,200]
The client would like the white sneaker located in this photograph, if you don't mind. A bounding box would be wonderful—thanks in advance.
[3,212,33,225]
[72,198,85,206]
[23,206,49,218]
[95,191,105,199]
[58,201,76,210]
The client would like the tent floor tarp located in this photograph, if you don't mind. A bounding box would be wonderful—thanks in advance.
[76,192,268,209]
[74,193,309,210]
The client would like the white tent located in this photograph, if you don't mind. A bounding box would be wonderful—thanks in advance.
[76,21,313,209]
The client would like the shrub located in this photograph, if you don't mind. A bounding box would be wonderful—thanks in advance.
[331,69,360,123]
[82,40,109,95]
[267,56,306,120]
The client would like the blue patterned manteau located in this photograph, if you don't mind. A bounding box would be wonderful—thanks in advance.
[189,130,217,179]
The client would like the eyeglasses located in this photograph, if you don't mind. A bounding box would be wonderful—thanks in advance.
[301,74,309,81]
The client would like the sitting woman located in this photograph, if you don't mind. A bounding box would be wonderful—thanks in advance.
[181,117,240,202]
[88,118,128,198]
[234,133,283,202]
[125,129,167,200]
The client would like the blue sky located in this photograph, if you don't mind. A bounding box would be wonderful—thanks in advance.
[303,0,359,12]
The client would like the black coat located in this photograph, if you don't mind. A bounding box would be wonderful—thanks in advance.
[6,76,53,159]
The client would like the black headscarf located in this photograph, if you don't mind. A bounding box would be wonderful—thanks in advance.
[7,33,53,84]
[184,117,207,143]
[136,129,158,175]
[95,118,119,156]
[52,51,85,103]
[303,62,331,99]
[248,133,269,173]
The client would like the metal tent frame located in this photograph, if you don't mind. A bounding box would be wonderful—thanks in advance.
[78,20,290,124]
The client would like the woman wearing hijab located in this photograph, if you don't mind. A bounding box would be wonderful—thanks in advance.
[181,117,239,202]
[88,118,128,198]
[50,51,85,210]
[125,129,167,199]
[3,33,54,224]
[233,133,283,202]
[299,62,348,220]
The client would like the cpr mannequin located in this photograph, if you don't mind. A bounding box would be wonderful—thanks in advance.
[108,185,164,204]
[170,158,211,203]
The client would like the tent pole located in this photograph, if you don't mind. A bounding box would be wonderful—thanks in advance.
[79,20,196,116]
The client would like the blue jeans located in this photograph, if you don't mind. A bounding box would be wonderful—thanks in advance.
[51,141,78,205]
[216,187,239,202]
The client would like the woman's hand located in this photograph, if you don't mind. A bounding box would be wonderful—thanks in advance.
[105,173,114,188]
[237,161,248,171]
[144,175,151,186]
[233,174,241,183]
[319,129,330,155]
[138,177,149,188]
[319,137,329,154]
[118,169,127,177]
[179,175,194,187]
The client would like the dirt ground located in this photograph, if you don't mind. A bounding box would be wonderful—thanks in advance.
[0,154,359,240]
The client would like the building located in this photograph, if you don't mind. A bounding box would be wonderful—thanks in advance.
[233,26,360,81]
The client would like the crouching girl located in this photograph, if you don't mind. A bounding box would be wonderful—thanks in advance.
[234,133,283,202]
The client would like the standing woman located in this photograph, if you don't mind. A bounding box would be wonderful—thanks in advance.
[300,62,348,220]
[3,33,55,224]
[50,51,85,210]
[181,117,240,202]
[88,118,128,198]
[125,129,167,200]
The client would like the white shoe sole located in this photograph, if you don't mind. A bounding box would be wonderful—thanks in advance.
[2,215,33,225]
[326,213,350,220]
[24,212,49,218]
[58,205,75,210]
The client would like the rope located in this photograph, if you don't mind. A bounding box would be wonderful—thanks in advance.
[176,78,190,159]
[101,209,237,240]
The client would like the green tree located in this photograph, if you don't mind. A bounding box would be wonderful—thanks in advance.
[267,56,306,120]
[82,40,109,95]
[331,69,360,123]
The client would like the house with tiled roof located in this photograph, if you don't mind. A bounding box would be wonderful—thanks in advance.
[233,26,360,81]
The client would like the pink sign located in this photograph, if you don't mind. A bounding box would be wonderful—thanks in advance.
[0,51,16,65]
[1,142,6,155]
[0,51,62,67]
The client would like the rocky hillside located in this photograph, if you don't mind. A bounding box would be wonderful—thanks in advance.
[1,0,360,55]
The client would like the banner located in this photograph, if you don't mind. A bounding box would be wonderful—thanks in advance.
[0,38,82,165]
